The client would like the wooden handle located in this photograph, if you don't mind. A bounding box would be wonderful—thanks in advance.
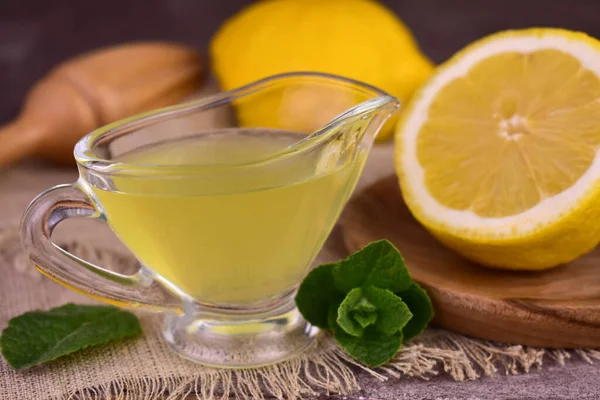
[0,72,99,166]
[0,120,38,167]
[0,42,204,167]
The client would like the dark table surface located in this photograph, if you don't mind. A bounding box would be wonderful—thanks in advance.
[1,1,600,399]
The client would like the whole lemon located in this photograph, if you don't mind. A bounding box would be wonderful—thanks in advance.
[210,0,433,140]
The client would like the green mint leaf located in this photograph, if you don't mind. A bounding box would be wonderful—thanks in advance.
[296,263,344,328]
[398,282,434,341]
[351,296,378,328]
[295,240,434,368]
[352,312,378,328]
[333,324,403,367]
[0,303,142,370]
[352,297,377,314]
[327,303,339,328]
[364,286,412,336]
[336,288,366,337]
[332,240,411,293]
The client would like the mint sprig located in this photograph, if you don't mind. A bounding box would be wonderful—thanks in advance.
[1,303,142,370]
[296,240,434,367]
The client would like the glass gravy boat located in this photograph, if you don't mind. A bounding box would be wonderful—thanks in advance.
[21,72,399,368]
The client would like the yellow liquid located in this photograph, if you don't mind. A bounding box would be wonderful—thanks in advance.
[90,131,365,304]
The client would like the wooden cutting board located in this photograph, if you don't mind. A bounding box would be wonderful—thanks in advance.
[339,175,600,348]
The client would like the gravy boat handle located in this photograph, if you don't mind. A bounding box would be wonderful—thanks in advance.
[21,183,182,313]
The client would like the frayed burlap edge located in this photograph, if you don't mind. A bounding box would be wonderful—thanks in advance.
[3,225,600,400]
[62,337,364,400]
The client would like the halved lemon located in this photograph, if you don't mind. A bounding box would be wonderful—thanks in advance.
[395,28,600,270]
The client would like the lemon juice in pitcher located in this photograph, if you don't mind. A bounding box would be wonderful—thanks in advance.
[24,73,399,367]
[91,129,366,304]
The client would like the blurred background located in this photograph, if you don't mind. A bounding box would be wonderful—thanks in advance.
[1,0,599,124]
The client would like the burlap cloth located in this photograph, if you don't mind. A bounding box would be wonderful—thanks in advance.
[2,147,600,400]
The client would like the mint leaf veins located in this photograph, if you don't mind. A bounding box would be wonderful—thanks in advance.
[1,303,142,370]
[296,240,434,367]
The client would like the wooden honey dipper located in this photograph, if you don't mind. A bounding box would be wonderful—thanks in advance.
[0,42,204,167]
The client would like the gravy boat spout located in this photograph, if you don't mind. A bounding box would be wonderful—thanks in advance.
[228,71,401,167]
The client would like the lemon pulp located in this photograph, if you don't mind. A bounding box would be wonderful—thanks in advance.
[419,49,600,218]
